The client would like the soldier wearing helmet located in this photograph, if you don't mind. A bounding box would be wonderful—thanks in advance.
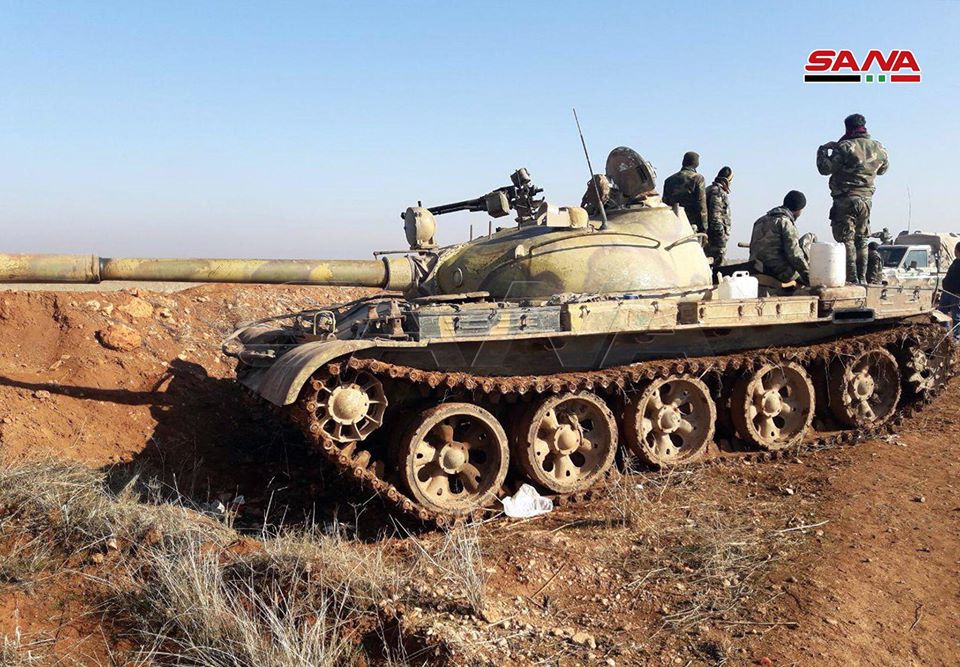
[817,113,889,284]
[662,151,708,234]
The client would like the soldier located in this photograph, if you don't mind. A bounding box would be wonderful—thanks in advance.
[705,166,733,273]
[817,113,889,284]
[940,242,960,337]
[866,240,884,284]
[580,174,612,216]
[749,190,810,285]
[662,151,707,233]
[870,227,893,245]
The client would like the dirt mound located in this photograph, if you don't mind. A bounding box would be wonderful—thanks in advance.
[0,285,373,509]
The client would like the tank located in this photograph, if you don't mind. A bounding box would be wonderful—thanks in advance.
[0,149,953,524]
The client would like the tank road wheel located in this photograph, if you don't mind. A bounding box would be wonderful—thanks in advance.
[828,348,901,428]
[901,340,950,397]
[731,363,815,451]
[398,403,509,516]
[310,369,387,443]
[513,392,618,494]
[624,376,716,467]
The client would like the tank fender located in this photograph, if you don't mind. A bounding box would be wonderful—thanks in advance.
[242,340,378,406]
[248,339,425,406]
[924,310,952,326]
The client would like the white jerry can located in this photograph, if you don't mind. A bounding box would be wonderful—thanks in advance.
[716,271,759,299]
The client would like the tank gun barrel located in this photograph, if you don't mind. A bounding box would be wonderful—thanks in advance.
[0,253,417,290]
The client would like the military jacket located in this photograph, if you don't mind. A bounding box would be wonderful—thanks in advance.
[749,206,809,283]
[817,132,889,198]
[662,166,707,230]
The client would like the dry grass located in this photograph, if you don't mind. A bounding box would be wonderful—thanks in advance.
[406,522,487,617]
[0,458,810,666]
[0,460,235,558]
[0,627,47,667]
[0,528,54,585]
[124,541,360,666]
[0,460,418,666]
[607,465,803,633]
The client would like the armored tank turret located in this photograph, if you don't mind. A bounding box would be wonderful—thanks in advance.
[0,149,953,524]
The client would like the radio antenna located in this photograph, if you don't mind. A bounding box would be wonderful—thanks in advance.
[573,108,608,230]
[906,185,912,233]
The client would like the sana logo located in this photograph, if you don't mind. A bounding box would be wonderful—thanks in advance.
[804,49,921,83]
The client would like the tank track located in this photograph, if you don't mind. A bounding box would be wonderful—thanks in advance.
[284,322,954,527]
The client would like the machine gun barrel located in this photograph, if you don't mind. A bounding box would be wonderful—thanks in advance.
[427,197,487,216]
[0,253,417,290]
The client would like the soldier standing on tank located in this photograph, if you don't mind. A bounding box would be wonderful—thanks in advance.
[749,191,810,285]
[705,166,733,274]
[866,240,884,284]
[662,151,707,234]
[817,113,889,284]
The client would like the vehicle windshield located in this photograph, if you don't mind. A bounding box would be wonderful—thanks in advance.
[877,246,907,268]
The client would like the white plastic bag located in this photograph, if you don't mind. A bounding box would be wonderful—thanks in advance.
[502,483,553,518]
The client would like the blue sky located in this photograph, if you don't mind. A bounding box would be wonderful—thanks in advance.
[1,1,957,259]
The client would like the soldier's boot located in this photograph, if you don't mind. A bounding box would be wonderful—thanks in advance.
[855,237,869,284]
[843,239,858,284]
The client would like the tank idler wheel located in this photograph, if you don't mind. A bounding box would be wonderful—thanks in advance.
[310,369,387,443]
[398,403,509,516]
[624,375,716,467]
[731,362,815,451]
[828,348,901,428]
[513,391,618,494]
[901,340,950,397]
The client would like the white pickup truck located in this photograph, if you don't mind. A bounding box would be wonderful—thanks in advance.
[877,231,959,282]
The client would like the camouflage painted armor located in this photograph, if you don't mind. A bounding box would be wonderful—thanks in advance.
[866,245,884,284]
[705,178,731,268]
[662,167,707,233]
[748,206,809,284]
[818,132,889,283]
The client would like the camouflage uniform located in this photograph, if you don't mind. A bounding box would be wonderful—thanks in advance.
[817,132,889,282]
[705,177,731,269]
[580,174,612,216]
[748,207,809,284]
[870,227,893,245]
[866,245,884,284]
[662,167,707,233]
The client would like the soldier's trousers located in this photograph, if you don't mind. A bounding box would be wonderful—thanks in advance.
[829,195,872,283]
[705,228,728,278]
